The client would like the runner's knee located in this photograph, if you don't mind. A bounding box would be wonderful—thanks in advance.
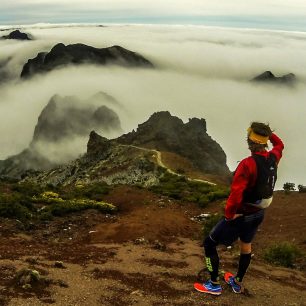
[240,241,251,254]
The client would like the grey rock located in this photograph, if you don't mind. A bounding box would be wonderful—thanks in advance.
[3,30,31,40]
[252,71,296,84]
[0,93,122,178]
[118,111,230,177]
[21,43,153,78]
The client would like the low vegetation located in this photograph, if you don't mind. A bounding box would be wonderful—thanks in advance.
[0,181,116,221]
[150,172,229,207]
[283,182,296,193]
[264,242,303,268]
[298,184,306,193]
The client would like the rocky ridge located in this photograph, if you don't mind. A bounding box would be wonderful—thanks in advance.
[32,94,122,143]
[118,111,230,177]
[252,71,296,84]
[20,43,154,78]
[21,112,231,186]
[2,30,31,40]
[0,93,123,178]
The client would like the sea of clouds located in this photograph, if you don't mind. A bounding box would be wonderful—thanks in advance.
[0,24,305,187]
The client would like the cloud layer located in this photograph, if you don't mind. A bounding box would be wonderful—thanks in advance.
[1,1,306,28]
[0,24,306,188]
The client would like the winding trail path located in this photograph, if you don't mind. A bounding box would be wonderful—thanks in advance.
[120,144,216,186]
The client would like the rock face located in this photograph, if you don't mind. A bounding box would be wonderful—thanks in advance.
[87,131,111,159]
[118,111,230,177]
[20,43,154,78]
[32,95,122,143]
[20,111,230,187]
[2,111,230,185]
[0,93,123,178]
[3,30,31,40]
[252,71,296,84]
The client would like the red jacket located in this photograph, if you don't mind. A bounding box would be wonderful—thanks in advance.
[225,133,284,220]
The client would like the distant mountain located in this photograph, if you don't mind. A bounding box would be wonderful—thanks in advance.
[252,71,296,84]
[21,112,231,186]
[32,94,122,143]
[20,43,154,78]
[0,93,123,178]
[2,30,31,40]
[118,111,230,177]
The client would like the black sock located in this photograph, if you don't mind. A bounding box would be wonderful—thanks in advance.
[203,237,219,283]
[205,255,219,283]
[236,253,252,282]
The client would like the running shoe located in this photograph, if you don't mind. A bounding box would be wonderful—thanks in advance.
[194,280,222,295]
[224,272,243,293]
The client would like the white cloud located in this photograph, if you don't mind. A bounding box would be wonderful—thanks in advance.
[0,24,305,187]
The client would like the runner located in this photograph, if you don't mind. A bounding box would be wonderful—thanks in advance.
[194,122,284,295]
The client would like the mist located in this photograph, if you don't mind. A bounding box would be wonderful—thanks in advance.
[0,24,306,188]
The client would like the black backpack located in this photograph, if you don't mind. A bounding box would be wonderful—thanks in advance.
[243,153,278,203]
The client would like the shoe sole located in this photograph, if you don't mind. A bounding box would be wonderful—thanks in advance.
[194,283,222,295]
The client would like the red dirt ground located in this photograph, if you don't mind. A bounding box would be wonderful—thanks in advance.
[0,187,305,305]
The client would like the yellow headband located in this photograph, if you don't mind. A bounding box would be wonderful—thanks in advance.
[247,127,269,145]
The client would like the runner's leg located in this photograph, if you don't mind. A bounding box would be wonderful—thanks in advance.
[236,241,252,282]
[203,236,219,283]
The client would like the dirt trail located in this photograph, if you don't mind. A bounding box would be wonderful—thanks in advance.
[120,144,216,185]
[1,238,305,306]
[0,188,305,305]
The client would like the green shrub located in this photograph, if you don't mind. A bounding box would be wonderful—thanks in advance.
[202,214,222,238]
[0,183,116,221]
[150,172,229,206]
[32,191,117,218]
[198,195,210,208]
[283,182,295,193]
[0,194,32,220]
[11,183,43,197]
[0,202,31,220]
[264,242,302,268]
[60,182,111,201]
[298,185,306,193]
[32,192,65,204]
[42,199,117,217]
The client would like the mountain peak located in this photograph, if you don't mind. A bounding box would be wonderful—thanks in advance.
[21,43,154,78]
[252,71,296,84]
[118,111,229,177]
[3,30,31,40]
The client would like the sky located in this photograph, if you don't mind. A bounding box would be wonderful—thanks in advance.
[1,0,306,31]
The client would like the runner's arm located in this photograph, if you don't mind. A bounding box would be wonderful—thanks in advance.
[224,159,252,220]
[269,133,284,162]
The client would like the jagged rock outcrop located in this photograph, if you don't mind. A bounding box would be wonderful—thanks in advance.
[3,30,31,40]
[87,131,112,159]
[21,111,230,186]
[20,43,153,78]
[252,71,296,84]
[0,93,123,178]
[118,111,230,177]
[21,143,161,187]
[32,94,122,143]
[2,111,230,185]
